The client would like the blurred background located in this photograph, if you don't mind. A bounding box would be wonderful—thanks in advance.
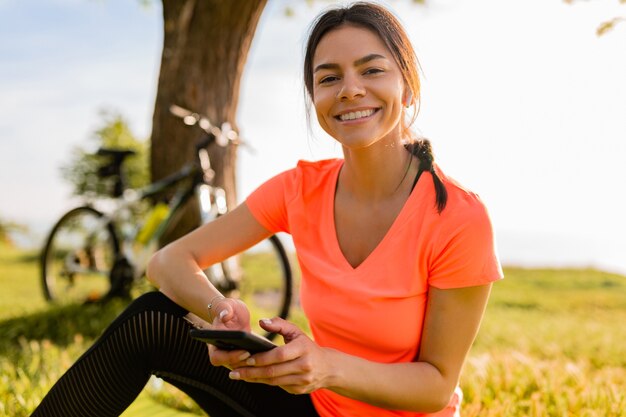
[1,0,625,274]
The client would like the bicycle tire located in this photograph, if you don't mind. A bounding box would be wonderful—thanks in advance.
[41,206,120,304]
[210,235,293,339]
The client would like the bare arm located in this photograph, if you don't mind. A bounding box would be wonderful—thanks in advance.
[146,202,271,323]
[234,283,492,413]
[327,283,493,411]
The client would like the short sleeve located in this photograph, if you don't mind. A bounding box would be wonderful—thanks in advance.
[428,195,503,289]
[245,169,295,234]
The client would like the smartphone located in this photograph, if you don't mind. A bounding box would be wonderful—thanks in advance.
[189,329,277,353]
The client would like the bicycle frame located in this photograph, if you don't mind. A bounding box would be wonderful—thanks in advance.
[41,104,292,334]
[111,153,225,279]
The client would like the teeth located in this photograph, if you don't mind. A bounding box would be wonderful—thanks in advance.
[339,109,375,121]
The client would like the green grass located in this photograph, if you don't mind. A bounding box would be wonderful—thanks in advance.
[1,242,625,416]
[461,268,626,416]
[0,243,198,416]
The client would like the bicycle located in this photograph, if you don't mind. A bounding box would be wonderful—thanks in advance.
[40,104,293,338]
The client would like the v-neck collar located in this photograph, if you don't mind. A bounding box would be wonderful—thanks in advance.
[328,160,426,271]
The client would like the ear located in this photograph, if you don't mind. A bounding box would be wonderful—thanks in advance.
[403,89,413,108]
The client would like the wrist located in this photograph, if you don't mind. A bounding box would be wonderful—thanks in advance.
[321,347,344,390]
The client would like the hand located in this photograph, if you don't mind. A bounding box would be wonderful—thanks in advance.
[228,317,334,395]
[210,297,251,331]
[207,298,252,369]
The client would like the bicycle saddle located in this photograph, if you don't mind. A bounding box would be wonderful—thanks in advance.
[96,148,136,159]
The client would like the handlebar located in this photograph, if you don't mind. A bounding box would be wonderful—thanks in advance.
[169,104,240,148]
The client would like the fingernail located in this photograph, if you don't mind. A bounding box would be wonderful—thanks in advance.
[229,371,240,380]
[246,357,256,366]
[238,352,251,361]
[260,318,272,325]
[219,310,227,320]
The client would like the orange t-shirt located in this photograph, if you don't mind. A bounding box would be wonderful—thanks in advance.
[246,159,503,417]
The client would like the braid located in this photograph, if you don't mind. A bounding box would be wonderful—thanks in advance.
[406,139,448,213]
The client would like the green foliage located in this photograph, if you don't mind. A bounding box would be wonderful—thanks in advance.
[597,16,626,36]
[565,0,626,36]
[0,216,28,246]
[61,110,150,198]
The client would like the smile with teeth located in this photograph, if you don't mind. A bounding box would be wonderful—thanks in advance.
[337,108,378,121]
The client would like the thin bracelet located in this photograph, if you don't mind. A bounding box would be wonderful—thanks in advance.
[207,295,226,322]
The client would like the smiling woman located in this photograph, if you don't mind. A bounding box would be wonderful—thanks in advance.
[32,3,502,417]
[312,27,406,152]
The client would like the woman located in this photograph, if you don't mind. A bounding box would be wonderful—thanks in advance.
[32,2,502,416]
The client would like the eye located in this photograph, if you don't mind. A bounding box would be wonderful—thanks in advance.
[363,67,384,76]
[319,75,339,84]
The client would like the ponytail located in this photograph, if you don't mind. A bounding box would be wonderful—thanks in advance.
[406,139,448,213]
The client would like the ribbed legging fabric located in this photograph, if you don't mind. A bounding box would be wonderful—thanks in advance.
[31,292,319,417]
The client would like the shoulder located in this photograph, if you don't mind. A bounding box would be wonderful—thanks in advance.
[426,165,494,240]
[250,158,342,201]
[425,167,503,287]
[245,159,342,233]
[435,165,489,219]
[289,158,343,195]
[271,159,342,180]
[295,158,343,177]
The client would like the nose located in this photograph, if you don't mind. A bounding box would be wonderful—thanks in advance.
[337,73,365,101]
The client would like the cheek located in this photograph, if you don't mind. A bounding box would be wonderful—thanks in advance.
[386,84,405,121]
[314,109,333,137]
[313,94,333,127]
[312,88,330,110]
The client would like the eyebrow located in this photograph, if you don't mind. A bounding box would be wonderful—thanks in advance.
[313,53,387,73]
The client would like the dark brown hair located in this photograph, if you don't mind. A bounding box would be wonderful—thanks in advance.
[303,2,447,212]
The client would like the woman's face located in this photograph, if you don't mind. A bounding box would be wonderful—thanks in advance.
[312,25,406,151]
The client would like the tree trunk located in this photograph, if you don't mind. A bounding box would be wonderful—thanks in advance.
[150,0,267,244]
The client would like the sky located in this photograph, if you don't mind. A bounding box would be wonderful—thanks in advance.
[1,0,625,274]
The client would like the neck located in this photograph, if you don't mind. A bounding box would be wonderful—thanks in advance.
[339,140,415,201]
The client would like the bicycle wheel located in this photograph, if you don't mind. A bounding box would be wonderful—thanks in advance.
[41,206,120,304]
[209,235,292,338]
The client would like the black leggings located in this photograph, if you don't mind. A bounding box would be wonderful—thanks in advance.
[31,292,320,417]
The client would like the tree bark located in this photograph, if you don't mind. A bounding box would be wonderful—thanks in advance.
[151,0,267,243]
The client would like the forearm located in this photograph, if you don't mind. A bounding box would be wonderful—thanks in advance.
[145,204,271,322]
[324,349,454,413]
[323,285,493,412]
[146,244,219,323]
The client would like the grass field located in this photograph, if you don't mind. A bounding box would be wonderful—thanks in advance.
[1,242,625,416]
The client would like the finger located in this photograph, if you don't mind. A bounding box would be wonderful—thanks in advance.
[229,365,315,393]
[212,301,232,326]
[210,351,251,369]
[243,343,301,368]
[259,317,304,343]
[213,299,252,331]
[209,345,252,367]
[228,360,296,383]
